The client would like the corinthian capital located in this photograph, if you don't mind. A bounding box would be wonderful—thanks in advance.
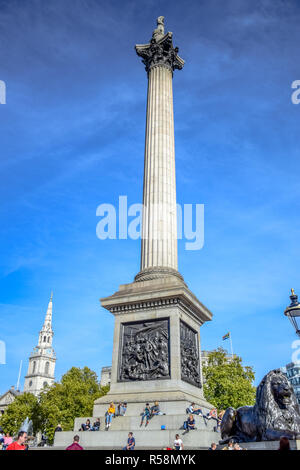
[135,18,185,74]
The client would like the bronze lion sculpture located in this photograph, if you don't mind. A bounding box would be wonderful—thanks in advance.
[220,369,300,443]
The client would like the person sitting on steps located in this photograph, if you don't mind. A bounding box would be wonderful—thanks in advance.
[206,408,218,420]
[150,401,165,418]
[118,402,127,416]
[91,418,100,431]
[123,432,135,450]
[140,403,151,427]
[105,402,116,430]
[183,414,196,433]
[186,402,203,416]
[80,419,91,431]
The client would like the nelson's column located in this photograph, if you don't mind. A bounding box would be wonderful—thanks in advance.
[94,17,213,414]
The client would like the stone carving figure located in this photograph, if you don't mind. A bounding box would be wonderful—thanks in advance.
[120,321,170,381]
[180,322,201,387]
[221,369,300,443]
[152,16,165,42]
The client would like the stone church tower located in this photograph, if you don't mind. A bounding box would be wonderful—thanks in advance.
[23,293,56,396]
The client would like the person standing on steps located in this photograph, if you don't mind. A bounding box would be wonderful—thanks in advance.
[66,435,84,450]
[174,434,184,450]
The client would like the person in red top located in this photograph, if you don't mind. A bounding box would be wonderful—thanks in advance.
[65,435,84,450]
[6,431,27,450]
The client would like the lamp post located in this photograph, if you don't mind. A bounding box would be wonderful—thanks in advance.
[284,289,300,337]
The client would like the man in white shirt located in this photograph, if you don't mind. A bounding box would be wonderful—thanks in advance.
[174,434,184,450]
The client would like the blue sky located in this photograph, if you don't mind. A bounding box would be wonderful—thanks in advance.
[1,0,300,394]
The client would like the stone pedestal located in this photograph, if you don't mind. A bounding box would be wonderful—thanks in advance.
[94,276,213,414]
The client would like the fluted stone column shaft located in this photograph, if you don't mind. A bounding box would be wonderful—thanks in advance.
[140,64,178,272]
[96,18,213,416]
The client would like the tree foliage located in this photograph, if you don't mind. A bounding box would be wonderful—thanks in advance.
[0,393,40,436]
[39,367,108,442]
[0,367,109,443]
[203,348,256,410]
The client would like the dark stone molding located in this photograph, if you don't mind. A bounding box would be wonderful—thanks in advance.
[180,320,201,388]
[118,318,170,382]
[107,295,208,328]
[135,33,184,75]
[110,297,180,314]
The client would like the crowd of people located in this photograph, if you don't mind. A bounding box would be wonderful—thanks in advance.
[79,402,128,431]
[208,440,245,451]
[0,401,294,451]
[0,431,28,451]
[72,400,295,451]
[78,400,166,432]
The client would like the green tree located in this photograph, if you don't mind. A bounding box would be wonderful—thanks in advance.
[203,348,256,410]
[0,392,40,436]
[38,366,108,443]
[0,366,109,444]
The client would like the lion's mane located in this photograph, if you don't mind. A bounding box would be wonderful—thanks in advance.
[254,369,300,439]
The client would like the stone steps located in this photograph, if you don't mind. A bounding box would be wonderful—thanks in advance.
[74,414,217,432]
[93,400,213,418]
[54,429,220,450]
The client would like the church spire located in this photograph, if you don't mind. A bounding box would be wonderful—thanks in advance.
[44,291,53,329]
[24,293,56,396]
[38,292,54,348]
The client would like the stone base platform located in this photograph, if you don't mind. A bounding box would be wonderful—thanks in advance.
[54,428,219,450]
[54,401,219,449]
